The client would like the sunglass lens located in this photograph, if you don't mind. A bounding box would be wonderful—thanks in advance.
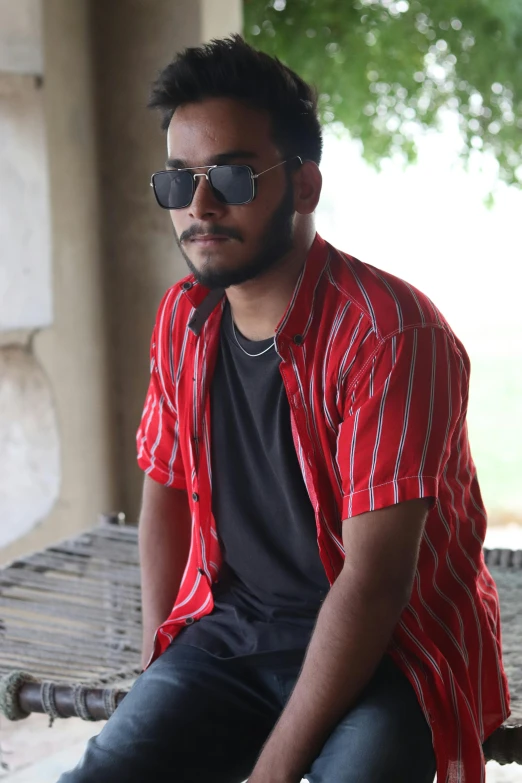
[209,166,253,205]
[153,171,193,209]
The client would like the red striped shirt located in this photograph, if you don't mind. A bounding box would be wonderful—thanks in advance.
[137,233,509,781]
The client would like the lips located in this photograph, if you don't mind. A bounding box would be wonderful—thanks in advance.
[191,236,230,245]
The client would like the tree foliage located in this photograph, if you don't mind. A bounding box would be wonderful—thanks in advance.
[243,0,522,187]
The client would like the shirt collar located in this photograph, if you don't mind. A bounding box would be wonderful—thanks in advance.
[185,233,330,338]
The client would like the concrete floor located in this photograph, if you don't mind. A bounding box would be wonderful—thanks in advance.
[0,713,100,781]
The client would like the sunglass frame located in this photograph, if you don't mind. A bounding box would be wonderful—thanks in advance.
[150,164,257,210]
[150,156,303,210]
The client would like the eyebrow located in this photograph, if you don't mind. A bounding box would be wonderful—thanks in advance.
[166,150,259,169]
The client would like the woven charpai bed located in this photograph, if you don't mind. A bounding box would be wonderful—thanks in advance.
[0,517,520,764]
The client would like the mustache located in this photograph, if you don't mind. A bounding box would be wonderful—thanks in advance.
[179,225,243,243]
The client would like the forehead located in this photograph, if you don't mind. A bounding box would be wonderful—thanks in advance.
[166,97,275,163]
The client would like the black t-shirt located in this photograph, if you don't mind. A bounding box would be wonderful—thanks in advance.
[174,301,330,657]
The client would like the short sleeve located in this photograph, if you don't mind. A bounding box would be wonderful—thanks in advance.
[136,323,187,490]
[337,326,464,519]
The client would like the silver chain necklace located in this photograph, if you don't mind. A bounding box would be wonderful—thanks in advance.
[231,319,276,358]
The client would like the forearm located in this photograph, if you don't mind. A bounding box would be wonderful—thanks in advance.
[139,518,184,664]
[138,478,191,668]
[250,570,408,782]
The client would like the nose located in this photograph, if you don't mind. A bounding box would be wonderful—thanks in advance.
[188,173,227,221]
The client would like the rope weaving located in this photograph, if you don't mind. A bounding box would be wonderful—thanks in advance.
[73,684,96,722]
[103,686,119,719]
[0,518,141,685]
[482,551,522,764]
[0,519,521,764]
[41,680,61,726]
[0,671,37,721]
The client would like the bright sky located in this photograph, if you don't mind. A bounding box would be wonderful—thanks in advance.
[316,114,522,357]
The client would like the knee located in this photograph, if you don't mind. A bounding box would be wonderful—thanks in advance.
[304,698,435,783]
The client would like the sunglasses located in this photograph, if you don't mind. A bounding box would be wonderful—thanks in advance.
[150,156,302,210]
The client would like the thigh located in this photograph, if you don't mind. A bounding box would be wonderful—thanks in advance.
[304,656,436,783]
[58,644,281,783]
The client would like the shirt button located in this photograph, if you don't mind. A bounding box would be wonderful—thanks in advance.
[192,492,199,502]
[198,568,205,575]
[185,617,195,625]
[182,281,193,291]
[293,334,304,345]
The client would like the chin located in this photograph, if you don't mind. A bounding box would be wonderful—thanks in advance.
[197,256,239,276]
[187,259,238,289]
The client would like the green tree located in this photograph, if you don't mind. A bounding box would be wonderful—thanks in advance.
[243,0,522,188]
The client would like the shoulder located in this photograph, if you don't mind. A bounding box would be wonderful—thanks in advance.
[321,242,470,390]
[325,242,449,340]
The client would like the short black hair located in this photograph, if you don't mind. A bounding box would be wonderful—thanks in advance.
[148,35,323,165]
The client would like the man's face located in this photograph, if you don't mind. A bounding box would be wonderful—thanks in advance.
[165,97,297,289]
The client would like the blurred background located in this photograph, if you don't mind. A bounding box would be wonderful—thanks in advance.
[0,1,521,777]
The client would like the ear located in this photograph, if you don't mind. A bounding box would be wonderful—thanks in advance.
[294,160,322,215]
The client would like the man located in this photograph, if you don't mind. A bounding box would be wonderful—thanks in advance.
[60,35,509,783]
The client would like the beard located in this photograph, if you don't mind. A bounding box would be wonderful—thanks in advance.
[174,179,296,290]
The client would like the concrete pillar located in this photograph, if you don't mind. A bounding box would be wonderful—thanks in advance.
[0,0,43,74]
[201,0,243,40]
[0,72,52,331]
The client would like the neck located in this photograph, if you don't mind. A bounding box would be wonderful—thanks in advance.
[226,224,315,341]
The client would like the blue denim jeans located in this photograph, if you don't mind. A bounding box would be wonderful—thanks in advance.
[58,644,436,783]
